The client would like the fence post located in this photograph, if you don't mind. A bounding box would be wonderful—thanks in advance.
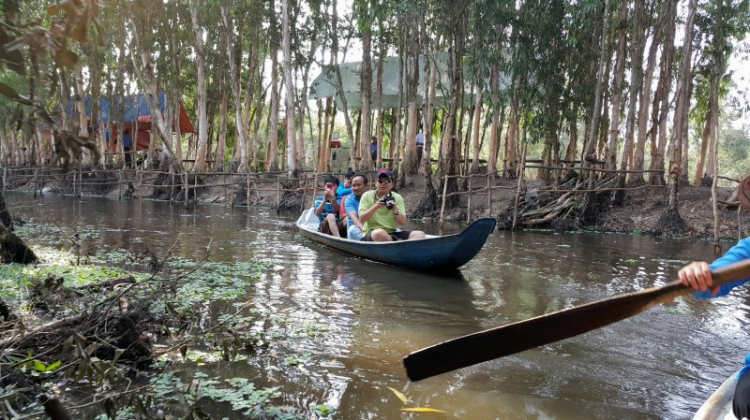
[118,169,123,201]
[439,174,448,227]
[276,178,281,213]
[32,168,38,199]
[487,173,492,218]
[184,172,189,208]
[38,167,44,197]
[169,169,175,204]
[467,175,472,223]
[138,170,143,202]
[1,167,5,192]
[300,173,308,212]
[246,173,251,208]
[512,143,528,230]
[72,171,76,198]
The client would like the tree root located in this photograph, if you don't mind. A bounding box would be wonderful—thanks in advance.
[0,225,37,264]
[497,177,618,231]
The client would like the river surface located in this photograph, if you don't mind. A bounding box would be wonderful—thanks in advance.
[7,193,750,420]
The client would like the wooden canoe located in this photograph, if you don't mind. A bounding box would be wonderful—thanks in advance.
[296,208,496,271]
[693,370,739,420]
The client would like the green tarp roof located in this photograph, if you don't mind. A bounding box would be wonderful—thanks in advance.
[309,53,511,110]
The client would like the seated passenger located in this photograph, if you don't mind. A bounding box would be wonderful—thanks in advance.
[336,170,355,200]
[314,175,346,237]
[344,173,368,240]
[358,169,426,242]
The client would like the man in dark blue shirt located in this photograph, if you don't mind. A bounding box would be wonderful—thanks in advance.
[122,128,133,168]
[370,136,377,162]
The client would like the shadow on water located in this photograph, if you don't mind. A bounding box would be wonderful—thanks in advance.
[7,193,750,419]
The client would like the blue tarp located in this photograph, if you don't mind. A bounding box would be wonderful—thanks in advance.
[66,92,166,123]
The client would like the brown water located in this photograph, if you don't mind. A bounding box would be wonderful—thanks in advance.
[8,193,750,419]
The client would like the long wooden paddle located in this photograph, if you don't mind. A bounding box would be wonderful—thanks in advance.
[404,259,750,381]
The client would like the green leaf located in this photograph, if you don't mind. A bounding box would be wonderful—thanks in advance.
[33,360,47,372]
[0,82,21,101]
[45,360,62,372]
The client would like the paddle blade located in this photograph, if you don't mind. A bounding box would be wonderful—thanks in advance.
[404,259,750,381]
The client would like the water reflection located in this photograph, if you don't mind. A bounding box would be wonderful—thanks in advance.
[7,192,750,419]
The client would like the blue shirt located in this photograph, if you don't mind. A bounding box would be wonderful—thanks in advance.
[370,143,377,155]
[695,237,750,299]
[313,195,336,222]
[336,184,352,200]
[123,132,132,148]
[416,133,425,146]
[345,194,362,225]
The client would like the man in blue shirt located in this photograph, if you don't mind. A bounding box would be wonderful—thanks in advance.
[370,136,377,162]
[415,126,425,162]
[314,175,345,237]
[344,173,368,240]
[336,170,354,200]
[122,128,133,168]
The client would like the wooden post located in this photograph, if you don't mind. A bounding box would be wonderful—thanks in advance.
[1,167,5,192]
[486,173,492,218]
[32,168,38,199]
[467,175,472,223]
[511,143,528,230]
[184,172,189,208]
[118,169,122,201]
[138,170,143,201]
[169,170,175,203]
[194,173,198,205]
[439,174,449,227]
[38,167,44,197]
[72,171,76,198]
[276,178,281,213]
[300,173,308,212]
[246,174,251,208]
[225,174,229,206]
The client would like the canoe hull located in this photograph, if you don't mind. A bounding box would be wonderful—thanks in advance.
[693,371,738,420]
[296,209,495,271]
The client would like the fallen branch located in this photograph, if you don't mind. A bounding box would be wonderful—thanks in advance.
[74,276,136,293]
[0,313,86,349]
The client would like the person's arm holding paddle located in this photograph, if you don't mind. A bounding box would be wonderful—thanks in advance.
[679,237,750,298]
[678,236,750,420]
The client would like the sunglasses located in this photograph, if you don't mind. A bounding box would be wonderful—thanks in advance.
[377,178,392,184]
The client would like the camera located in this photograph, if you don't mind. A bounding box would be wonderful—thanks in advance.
[380,193,394,210]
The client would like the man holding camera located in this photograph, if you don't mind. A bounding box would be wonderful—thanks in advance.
[358,169,425,242]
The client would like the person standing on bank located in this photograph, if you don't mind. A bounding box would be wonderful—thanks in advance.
[370,136,378,163]
[415,125,425,162]
[122,128,133,168]
[358,169,425,242]
[678,176,750,420]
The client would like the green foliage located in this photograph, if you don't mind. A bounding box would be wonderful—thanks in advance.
[147,371,301,419]
[0,246,133,302]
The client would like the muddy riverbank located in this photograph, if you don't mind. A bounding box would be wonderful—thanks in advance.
[4,167,748,242]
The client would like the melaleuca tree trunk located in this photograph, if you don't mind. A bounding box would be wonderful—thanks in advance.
[658,0,697,232]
